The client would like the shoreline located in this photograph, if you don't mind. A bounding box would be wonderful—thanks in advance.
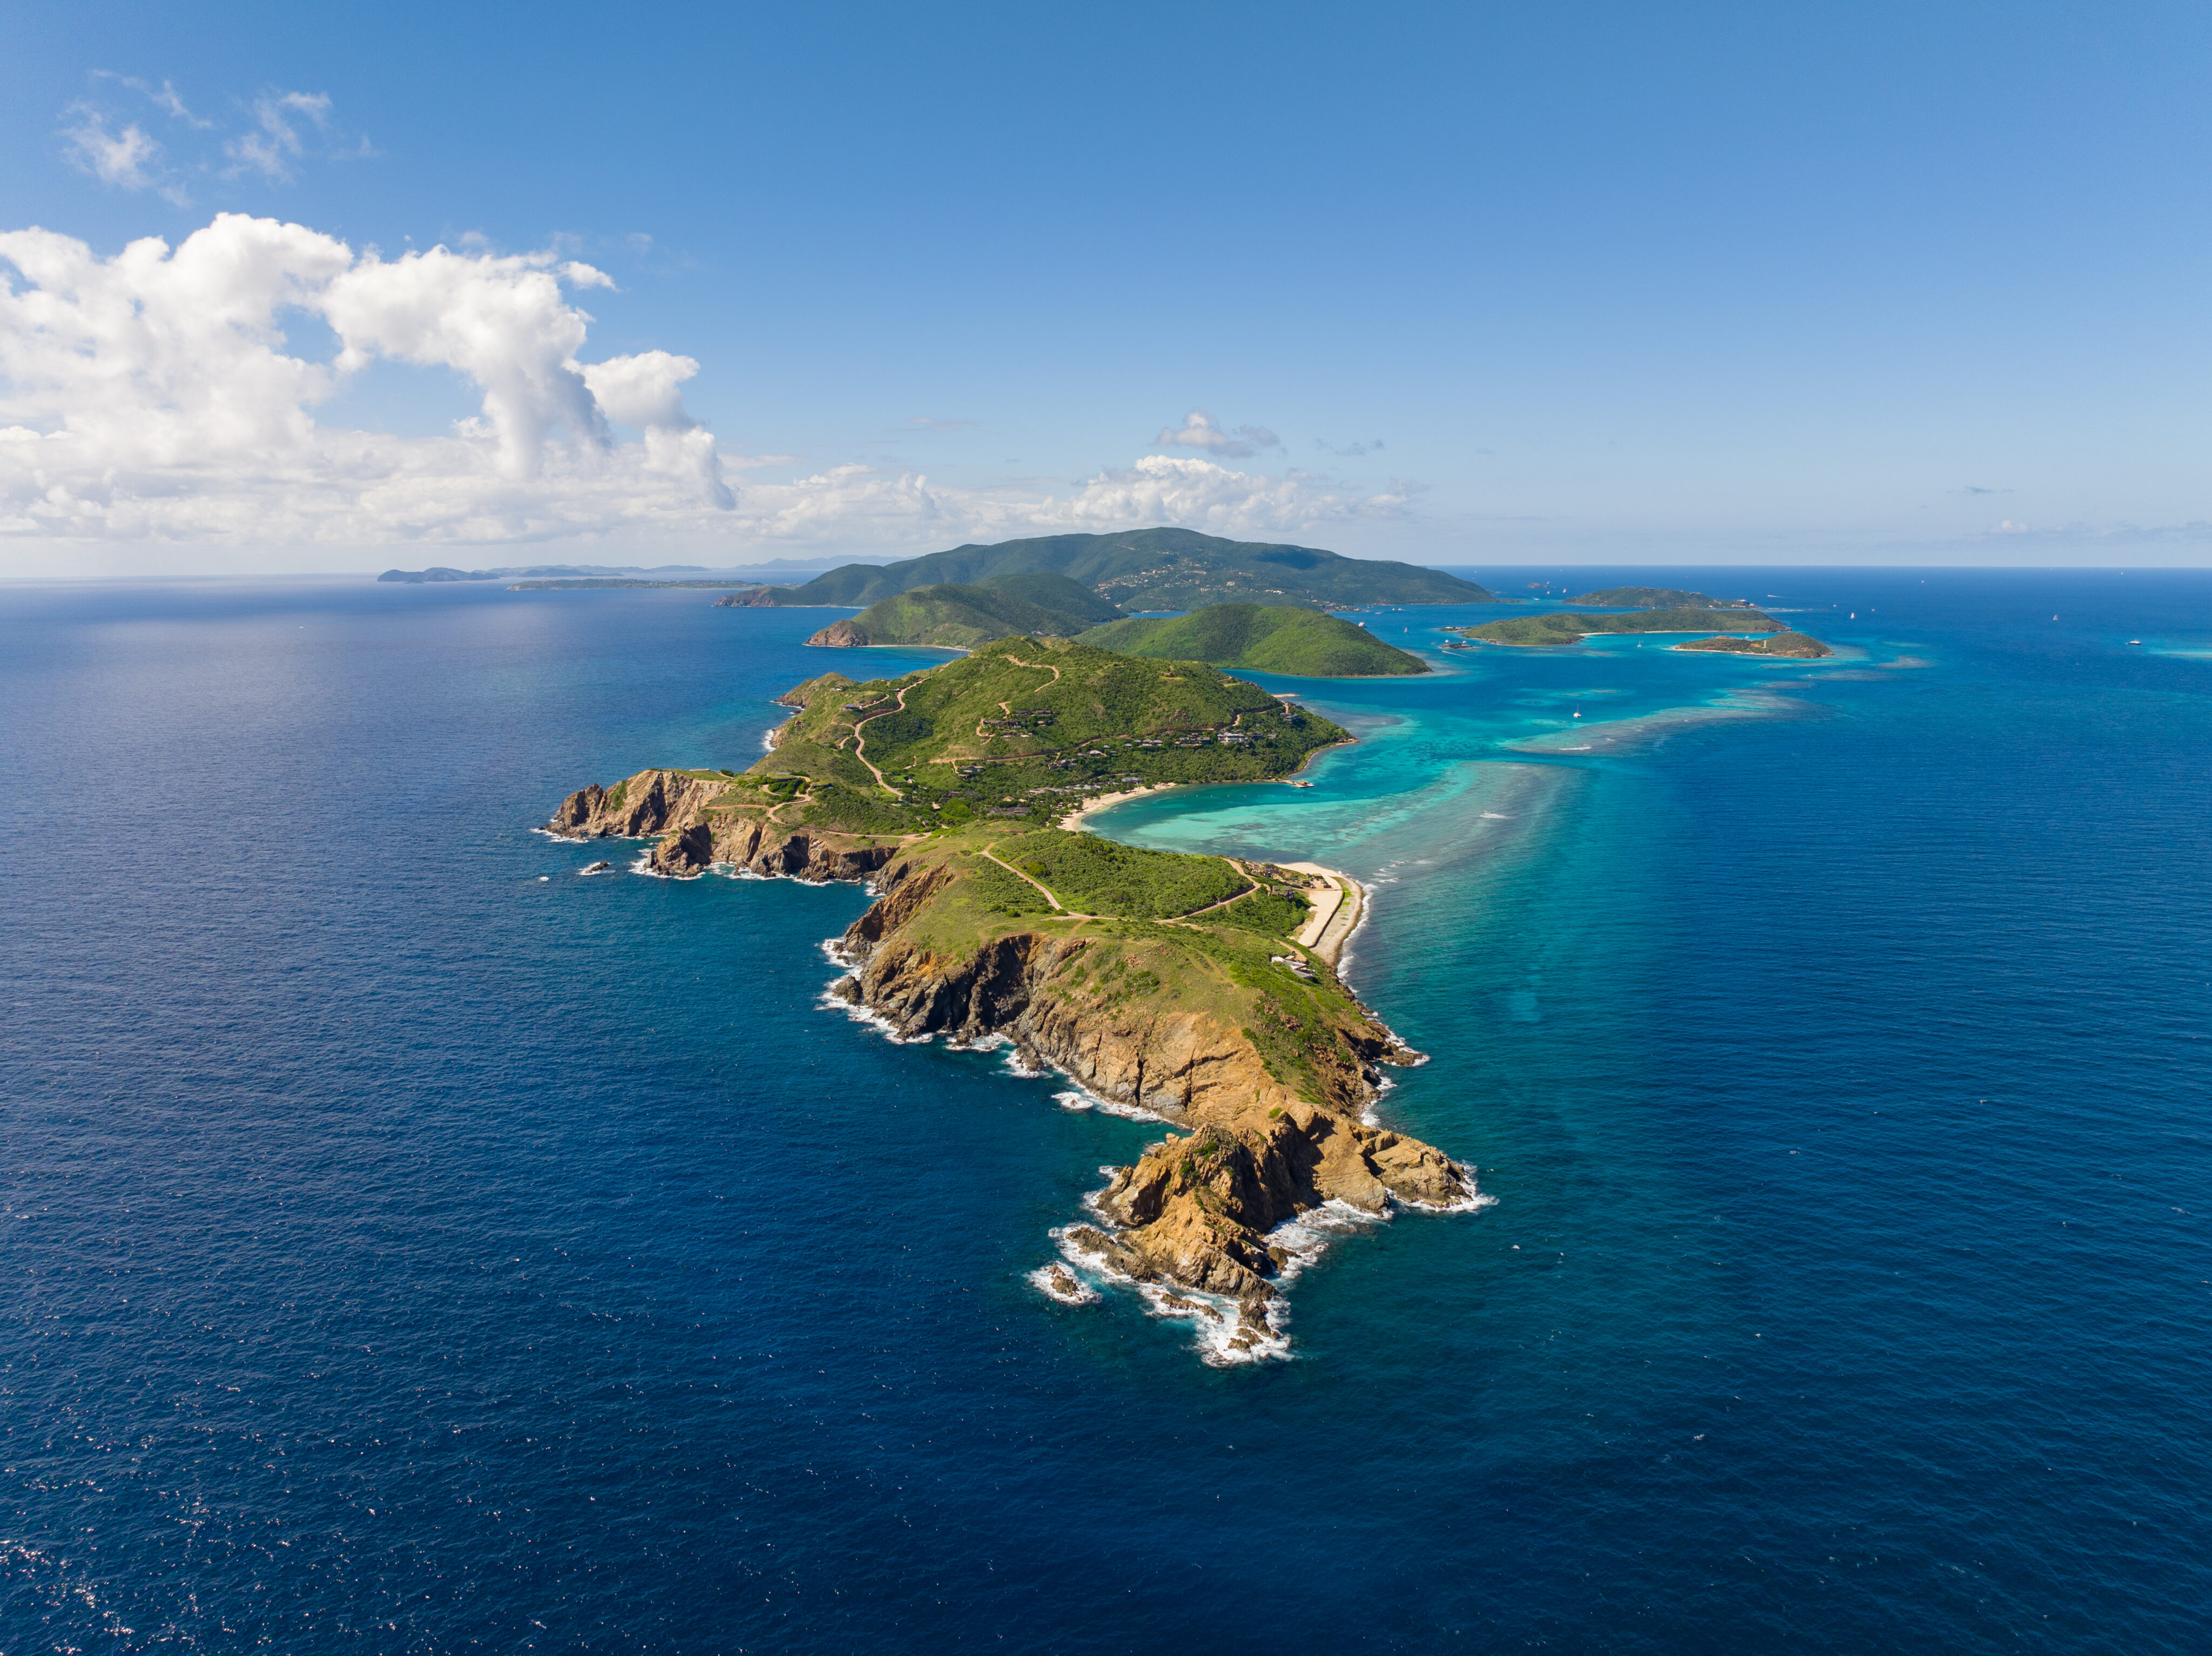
[1057,783,1175,830]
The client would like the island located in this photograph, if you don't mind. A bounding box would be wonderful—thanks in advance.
[798,572,1123,648]
[1449,605,1785,647]
[545,635,1473,1356]
[723,526,1496,611]
[1564,585,1762,609]
[1078,602,1429,676]
[1673,631,1834,658]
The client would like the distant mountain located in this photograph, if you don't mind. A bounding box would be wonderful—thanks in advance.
[1566,586,1758,609]
[729,528,1493,611]
[1077,603,1429,677]
[804,574,1123,650]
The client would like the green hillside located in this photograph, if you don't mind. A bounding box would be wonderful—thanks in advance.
[1077,602,1428,677]
[810,575,1122,649]
[1566,586,1759,609]
[1674,631,1834,658]
[1453,606,1781,647]
[722,634,1348,834]
[736,527,1493,611]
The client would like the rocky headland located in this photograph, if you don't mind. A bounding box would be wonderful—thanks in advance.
[543,636,1477,1358]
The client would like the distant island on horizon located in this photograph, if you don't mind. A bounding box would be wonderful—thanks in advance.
[721,527,1495,612]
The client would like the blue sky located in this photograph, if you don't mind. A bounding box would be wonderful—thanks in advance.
[1,1,2206,573]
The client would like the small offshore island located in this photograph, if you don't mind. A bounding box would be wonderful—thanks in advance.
[548,635,1474,1358]
[1445,589,1835,657]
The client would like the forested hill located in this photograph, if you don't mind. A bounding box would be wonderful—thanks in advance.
[806,573,1121,649]
[1078,603,1429,676]
[734,528,1493,611]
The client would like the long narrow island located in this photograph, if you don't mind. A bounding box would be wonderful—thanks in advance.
[547,635,1473,1358]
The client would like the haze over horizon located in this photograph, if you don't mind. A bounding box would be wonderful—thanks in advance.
[2,2,2206,577]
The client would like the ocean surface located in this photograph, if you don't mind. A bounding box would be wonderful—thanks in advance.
[3,567,2207,1652]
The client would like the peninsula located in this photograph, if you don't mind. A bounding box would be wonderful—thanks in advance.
[545,636,1472,1356]
[724,526,1496,611]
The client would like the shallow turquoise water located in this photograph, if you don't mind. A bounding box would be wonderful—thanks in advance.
[3,570,2207,1651]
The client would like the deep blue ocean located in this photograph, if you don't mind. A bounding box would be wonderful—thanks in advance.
[3,568,2207,1653]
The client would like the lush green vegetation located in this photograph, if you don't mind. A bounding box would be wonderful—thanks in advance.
[821,574,1122,648]
[750,526,1493,611]
[1210,886,1312,936]
[1077,602,1429,677]
[1674,631,1834,658]
[734,635,1346,835]
[994,830,1250,919]
[1564,586,1759,609]
[1453,606,1782,647]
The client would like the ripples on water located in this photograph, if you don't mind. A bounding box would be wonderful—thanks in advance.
[2,571,2207,1651]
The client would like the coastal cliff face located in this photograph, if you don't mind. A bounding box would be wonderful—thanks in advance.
[805,618,870,647]
[831,848,1466,1336]
[548,768,900,882]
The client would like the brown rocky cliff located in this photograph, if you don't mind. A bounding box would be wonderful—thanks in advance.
[833,851,1468,1312]
[805,618,870,647]
[548,768,901,882]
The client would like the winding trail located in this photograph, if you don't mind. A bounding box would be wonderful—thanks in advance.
[980,843,1263,930]
[851,685,910,797]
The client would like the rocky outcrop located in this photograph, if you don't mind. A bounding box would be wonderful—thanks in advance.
[805,618,870,647]
[548,768,901,883]
[830,850,1466,1317]
[549,769,729,839]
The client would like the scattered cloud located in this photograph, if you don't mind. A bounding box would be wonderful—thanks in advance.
[907,416,977,430]
[60,107,163,190]
[92,73,212,127]
[225,91,335,183]
[1953,484,2010,495]
[1154,409,1281,458]
[60,78,364,197]
[1316,437,1384,457]
[0,214,1410,556]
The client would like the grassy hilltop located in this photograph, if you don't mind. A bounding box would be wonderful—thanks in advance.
[719,634,1348,834]
[1077,603,1429,677]
[735,526,1494,611]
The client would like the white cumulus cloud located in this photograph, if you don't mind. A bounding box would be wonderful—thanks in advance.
[0,213,1403,562]
[1154,409,1281,458]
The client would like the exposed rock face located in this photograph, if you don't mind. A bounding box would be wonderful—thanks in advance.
[832,850,1466,1314]
[543,770,1471,1347]
[548,768,899,883]
[805,618,871,647]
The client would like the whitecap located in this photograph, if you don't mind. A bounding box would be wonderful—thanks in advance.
[1053,1086,1164,1122]
[1027,1261,1100,1304]
[1048,1224,1285,1364]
